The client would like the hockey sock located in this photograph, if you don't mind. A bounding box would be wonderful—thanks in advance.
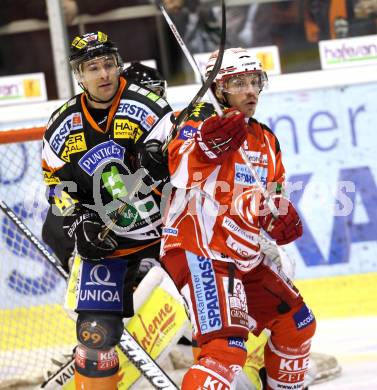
[264,339,311,390]
[74,345,122,390]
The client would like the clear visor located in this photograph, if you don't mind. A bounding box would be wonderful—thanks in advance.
[221,71,268,94]
[74,55,119,82]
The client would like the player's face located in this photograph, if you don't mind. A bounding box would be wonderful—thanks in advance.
[80,55,119,104]
[225,88,259,117]
[220,72,263,117]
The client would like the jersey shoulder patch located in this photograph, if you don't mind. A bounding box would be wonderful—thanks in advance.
[44,96,84,155]
[46,95,80,130]
[125,82,171,112]
[115,85,172,135]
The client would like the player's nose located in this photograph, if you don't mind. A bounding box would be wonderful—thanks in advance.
[99,65,110,79]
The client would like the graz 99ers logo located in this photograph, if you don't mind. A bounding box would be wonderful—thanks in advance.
[234,188,262,229]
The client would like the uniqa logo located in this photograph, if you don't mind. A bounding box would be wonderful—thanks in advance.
[86,264,116,287]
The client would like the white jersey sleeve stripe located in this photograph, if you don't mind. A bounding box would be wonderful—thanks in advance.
[42,138,65,171]
[144,111,173,142]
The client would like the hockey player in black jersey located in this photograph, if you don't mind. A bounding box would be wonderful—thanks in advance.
[41,31,172,389]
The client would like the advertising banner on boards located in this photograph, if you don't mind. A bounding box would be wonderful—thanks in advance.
[255,81,377,278]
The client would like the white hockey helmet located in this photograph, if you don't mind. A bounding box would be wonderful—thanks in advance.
[205,47,268,94]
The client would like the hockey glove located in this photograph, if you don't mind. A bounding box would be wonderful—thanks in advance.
[66,209,118,262]
[259,195,303,245]
[138,139,169,181]
[196,108,247,163]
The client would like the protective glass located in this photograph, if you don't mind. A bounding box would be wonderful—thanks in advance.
[78,55,119,82]
[221,71,268,94]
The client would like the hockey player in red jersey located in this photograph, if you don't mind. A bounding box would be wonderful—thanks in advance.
[160,48,316,390]
[42,32,173,390]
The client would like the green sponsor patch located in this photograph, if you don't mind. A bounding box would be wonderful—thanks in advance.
[147,91,160,102]
[102,166,128,199]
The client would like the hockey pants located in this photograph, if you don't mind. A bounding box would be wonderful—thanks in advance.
[162,250,316,390]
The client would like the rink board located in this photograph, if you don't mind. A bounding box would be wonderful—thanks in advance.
[296,272,377,319]
[0,285,188,389]
[1,272,376,353]
[0,304,75,350]
[0,270,375,388]
[1,79,377,282]
[1,272,376,387]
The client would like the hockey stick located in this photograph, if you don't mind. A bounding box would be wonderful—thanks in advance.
[99,0,227,240]
[157,0,279,218]
[0,199,68,279]
[0,199,178,390]
[41,330,179,390]
[158,0,226,151]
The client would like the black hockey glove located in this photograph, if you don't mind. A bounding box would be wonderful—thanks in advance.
[138,139,169,181]
[66,209,118,262]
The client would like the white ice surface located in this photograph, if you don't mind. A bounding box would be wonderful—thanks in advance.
[311,316,377,389]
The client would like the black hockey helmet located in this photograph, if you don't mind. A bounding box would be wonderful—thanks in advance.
[69,31,123,72]
[123,62,167,98]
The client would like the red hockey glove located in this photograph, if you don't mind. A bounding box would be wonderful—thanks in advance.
[196,108,247,163]
[259,195,303,245]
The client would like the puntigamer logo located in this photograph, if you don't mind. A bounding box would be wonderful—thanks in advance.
[78,140,125,175]
[320,34,377,69]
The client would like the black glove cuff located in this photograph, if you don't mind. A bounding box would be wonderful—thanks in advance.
[139,139,169,181]
[65,209,99,239]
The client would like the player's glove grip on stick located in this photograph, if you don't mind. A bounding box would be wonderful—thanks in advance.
[259,195,303,245]
[66,210,117,261]
[138,139,169,181]
[196,108,247,163]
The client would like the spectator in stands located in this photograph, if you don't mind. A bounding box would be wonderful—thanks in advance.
[249,0,376,72]
[161,0,255,52]
[304,0,376,42]
[0,0,77,99]
[159,0,257,84]
[249,1,320,73]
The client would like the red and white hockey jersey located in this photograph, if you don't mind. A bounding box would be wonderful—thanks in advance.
[161,104,285,272]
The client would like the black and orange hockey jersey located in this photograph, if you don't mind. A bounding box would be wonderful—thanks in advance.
[42,76,173,257]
